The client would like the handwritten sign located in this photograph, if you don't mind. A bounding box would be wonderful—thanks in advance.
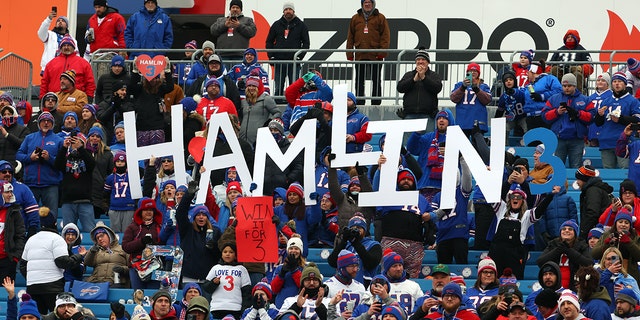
[135,54,166,81]
[235,197,278,263]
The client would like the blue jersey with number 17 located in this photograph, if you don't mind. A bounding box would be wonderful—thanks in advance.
[104,172,136,211]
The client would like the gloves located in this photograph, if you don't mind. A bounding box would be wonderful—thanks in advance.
[328,153,337,162]
[206,239,216,249]
[620,233,631,244]
[396,108,406,119]
[90,245,100,253]
[567,107,578,120]
[286,254,298,270]
[141,234,153,245]
[272,215,280,226]
[531,92,544,102]
[472,84,480,92]
[187,180,199,195]
[110,301,126,319]
[355,162,367,175]
[250,183,258,192]
[252,294,266,309]
[400,146,409,156]
[113,265,126,274]
[302,72,316,83]
[309,192,319,200]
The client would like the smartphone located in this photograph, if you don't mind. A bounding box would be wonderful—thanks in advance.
[35,147,43,154]
[611,255,619,263]
[466,72,473,84]
[514,167,522,174]
[70,131,77,138]
[52,6,57,13]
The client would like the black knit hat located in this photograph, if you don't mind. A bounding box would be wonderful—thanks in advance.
[415,47,430,63]
[575,165,597,182]
[513,158,529,171]
[534,288,559,308]
[620,179,638,197]
[230,0,243,10]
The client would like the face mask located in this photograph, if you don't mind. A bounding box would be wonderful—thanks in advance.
[115,166,127,174]
[272,132,282,141]
[350,191,359,196]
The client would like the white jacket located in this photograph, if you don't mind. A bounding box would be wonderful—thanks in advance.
[21,230,68,285]
[37,17,78,71]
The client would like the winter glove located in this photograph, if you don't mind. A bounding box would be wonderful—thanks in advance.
[396,108,406,119]
[328,153,337,162]
[110,301,126,319]
[250,183,258,192]
[355,162,367,175]
[620,233,631,244]
[141,234,153,245]
[302,72,316,83]
[113,265,126,274]
[286,254,298,271]
[309,192,319,200]
[90,245,100,253]
[187,180,199,195]
[531,92,544,102]
[272,215,280,226]
[252,294,266,309]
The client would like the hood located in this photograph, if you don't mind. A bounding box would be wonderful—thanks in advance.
[182,283,203,299]
[61,223,82,247]
[538,261,561,290]
[89,224,118,245]
[188,205,217,226]
[563,29,581,47]
[318,146,332,167]
[588,286,612,304]
[396,168,417,191]
[434,109,456,130]
[40,92,59,112]
[1,105,18,117]
[584,177,614,193]
[273,187,287,201]
[378,134,386,151]
[243,48,258,65]
[225,167,240,184]
[133,197,163,225]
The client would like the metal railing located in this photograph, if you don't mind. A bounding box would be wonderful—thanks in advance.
[90,48,640,108]
[0,52,33,103]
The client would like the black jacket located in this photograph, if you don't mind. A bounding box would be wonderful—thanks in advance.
[265,16,310,60]
[95,70,130,104]
[96,93,135,144]
[536,238,592,291]
[396,68,443,117]
[128,71,174,131]
[0,123,30,166]
[54,146,96,202]
[1,204,26,262]
[263,138,303,196]
[579,177,613,239]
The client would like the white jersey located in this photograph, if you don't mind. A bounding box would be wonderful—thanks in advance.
[207,264,252,311]
[324,276,367,314]
[281,297,331,320]
[389,279,424,315]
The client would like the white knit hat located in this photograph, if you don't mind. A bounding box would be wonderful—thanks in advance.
[283,1,295,10]
[558,290,580,311]
[477,257,497,276]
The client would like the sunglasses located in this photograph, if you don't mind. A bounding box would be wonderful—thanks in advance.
[161,159,173,163]
[45,98,57,102]
[0,170,12,174]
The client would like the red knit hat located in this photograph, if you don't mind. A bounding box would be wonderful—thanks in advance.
[227,181,242,194]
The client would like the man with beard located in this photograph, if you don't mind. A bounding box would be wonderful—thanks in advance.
[557,290,589,320]
[29,93,63,134]
[84,0,126,61]
[612,288,640,320]
[16,112,64,224]
[525,261,565,320]
[383,250,423,315]
[185,41,216,87]
[281,263,330,320]
[41,37,95,103]
[187,54,242,113]
[324,250,367,319]
[196,78,238,122]
[266,2,310,101]
[37,9,77,73]
[376,168,431,277]
[210,0,257,65]
[55,71,89,117]
[412,264,475,316]
[95,55,130,104]
[419,283,479,320]
[124,0,173,59]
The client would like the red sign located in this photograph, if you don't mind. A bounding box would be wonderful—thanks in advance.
[135,54,167,81]
[235,197,278,263]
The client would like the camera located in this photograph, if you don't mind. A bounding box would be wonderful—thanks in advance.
[342,226,360,241]
[237,78,246,91]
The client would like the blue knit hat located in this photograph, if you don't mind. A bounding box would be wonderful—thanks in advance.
[347,92,357,104]
[442,282,463,300]
[181,97,198,114]
[63,111,78,124]
[383,249,404,275]
[18,294,41,319]
[615,208,633,224]
[205,78,220,89]
[161,180,176,192]
[348,213,367,230]
[88,126,105,141]
[588,225,604,239]
[111,55,125,67]
[520,49,534,63]
[337,249,359,269]
[559,219,579,237]
[381,305,406,320]
[612,71,628,85]
[617,288,638,305]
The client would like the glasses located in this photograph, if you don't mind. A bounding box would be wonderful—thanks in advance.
[443,294,459,300]
[161,159,173,163]
[481,270,495,275]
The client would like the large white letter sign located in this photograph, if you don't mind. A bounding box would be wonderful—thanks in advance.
[331,84,381,167]
[522,128,567,194]
[196,113,253,202]
[124,105,187,199]
[440,118,506,209]
[253,119,317,204]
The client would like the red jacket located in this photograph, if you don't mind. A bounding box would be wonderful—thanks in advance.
[599,197,640,230]
[196,95,238,122]
[425,309,480,320]
[87,9,126,51]
[40,53,96,99]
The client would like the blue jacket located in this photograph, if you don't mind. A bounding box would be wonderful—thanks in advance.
[16,130,64,187]
[618,132,640,189]
[596,92,640,149]
[315,147,349,196]
[587,89,612,141]
[406,109,455,189]
[497,87,527,121]
[345,108,371,153]
[538,187,578,238]
[282,75,333,131]
[523,74,562,116]
[124,6,173,58]
[185,59,207,87]
[451,82,491,131]
[581,286,612,320]
[542,89,594,140]
[274,202,322,257]
[228,48,270,97]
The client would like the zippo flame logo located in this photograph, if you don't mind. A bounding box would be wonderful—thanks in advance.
[600,10,640,72]
[249,10,272,62]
